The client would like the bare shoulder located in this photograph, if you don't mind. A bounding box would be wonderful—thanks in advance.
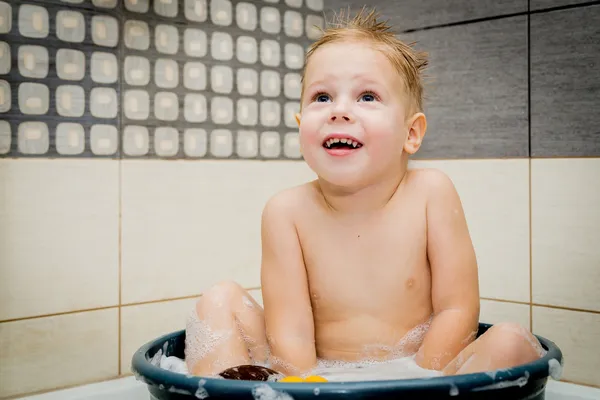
[261,181,317,224]
[406,168,459,199]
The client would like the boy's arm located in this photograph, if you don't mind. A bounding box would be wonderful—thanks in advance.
[260,192,317,376]
[415,170,480,371]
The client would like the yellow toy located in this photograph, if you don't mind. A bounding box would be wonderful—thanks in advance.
[278,375,328,383]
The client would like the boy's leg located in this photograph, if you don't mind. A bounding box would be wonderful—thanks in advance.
[185,281,268,376]
[442,322,546,375]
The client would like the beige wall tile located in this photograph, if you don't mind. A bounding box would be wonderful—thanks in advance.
[479,299,530,328]
[533,306,600,387]
[0,159,119,320]
[410,159,530,302]
[0,309,118,398]
[248,288,263,307]
[120,298,198,374]
[121,160,316,304]
[531,159,600,311]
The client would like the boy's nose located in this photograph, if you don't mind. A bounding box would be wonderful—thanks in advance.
[330,114,351,122]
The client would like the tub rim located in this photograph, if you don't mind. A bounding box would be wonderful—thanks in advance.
[131,322,563,396]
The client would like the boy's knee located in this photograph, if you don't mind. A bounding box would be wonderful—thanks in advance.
[198,280,245,309]
[488,322,545,361]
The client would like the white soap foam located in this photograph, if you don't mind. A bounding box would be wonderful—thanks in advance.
[252,384,294,400]
[548,358,563,380]
[184,309,233,369]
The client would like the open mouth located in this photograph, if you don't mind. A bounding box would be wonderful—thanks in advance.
[322,137,363,150]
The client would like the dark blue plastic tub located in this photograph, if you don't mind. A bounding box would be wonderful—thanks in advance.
[131,323,563,400]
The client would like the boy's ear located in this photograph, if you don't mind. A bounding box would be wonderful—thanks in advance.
[404,112,427,154]
[295,113,301,127]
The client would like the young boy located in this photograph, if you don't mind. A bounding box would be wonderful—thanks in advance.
[184,7,545,379]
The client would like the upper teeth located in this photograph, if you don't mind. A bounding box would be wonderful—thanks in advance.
[325,138,361,148]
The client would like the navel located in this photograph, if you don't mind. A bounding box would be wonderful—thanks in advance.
[406,278,415,289]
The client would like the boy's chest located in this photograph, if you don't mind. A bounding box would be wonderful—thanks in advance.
[297,207,430,311]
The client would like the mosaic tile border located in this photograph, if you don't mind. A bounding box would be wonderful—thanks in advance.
[0,0,326,159]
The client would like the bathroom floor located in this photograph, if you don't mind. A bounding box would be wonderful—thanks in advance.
[20,376,600,400]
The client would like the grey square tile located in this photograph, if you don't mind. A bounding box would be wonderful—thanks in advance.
[154,58,179,89]
[56,85,85,117]
[211,0,232,26]
[530,5,600,157]
[305,15,323,40]
[18,45,49,79]
[211,32,233,60]
[0,2,12,34]
[154,92,179,121]
[400,16,528,158]
[260,7,281,34]
[184,28,207,57]
[124,90,150,120]
[18,122,49,155]
[91,15,119,48]
[285,0,302,8]
[124,20,150,50]
[123,125,149,156]
[154,0,178,18]
[124,56,150,86]
[284,10,303,38]
[91,52,118,84]
[236,36,258,64]
[185,0,207,22]
[260,70,281,97]
[306,0,323,11]
[237,130,258,158]
[0,79,10,113]
[211,97,234,124]
[284,132,301,158]
[0,41,10,75]
[56,123,85,155]
[19,4,49,38]
[56,10,85,43]
[184,94,207,122]
[260,131,281,158]
[124,0,149,13]
[56,49,85,81]
[90,125,118,156]
[155,24,179,55]
[183,128,207,157]
[284,43,304,69]
[236,2,257,31]
[237,68,258,95]
[93,0,118,8]
[210,129,233,157]
[260,100,281,127]
[326,0,527,32]
[211,65,233,94]
[91,88,118,119]
[183,62,206,90]
[237,98,258,126]
[283,73,301,99]
[260,40,280,67]
[154,127,179,157]
[19,82,49,115]
[0,120,10,154]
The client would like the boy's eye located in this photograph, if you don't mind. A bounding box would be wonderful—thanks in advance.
[316,94,330,102]
[360,93,376,102]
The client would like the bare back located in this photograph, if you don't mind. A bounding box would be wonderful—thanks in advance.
[292,169,434,361]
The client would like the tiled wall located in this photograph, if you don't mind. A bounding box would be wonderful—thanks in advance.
[0,0,599,398]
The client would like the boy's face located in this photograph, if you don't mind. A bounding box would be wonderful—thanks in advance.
[297,40,422,188]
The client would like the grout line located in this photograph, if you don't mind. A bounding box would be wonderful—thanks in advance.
[118,143,123,376]
[400,1,600,33]
[527,0,534,334]
[532,303,600,315]
[480,297,530,306]
[0,287,263,324]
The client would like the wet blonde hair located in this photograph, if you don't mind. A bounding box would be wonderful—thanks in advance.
[301,6,428,114]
